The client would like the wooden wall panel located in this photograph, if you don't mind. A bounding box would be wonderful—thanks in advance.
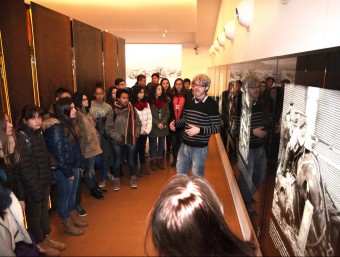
[0,0,34,123]
[31,2,73,112]
[103,32,118,88]
[72,20,103,94]
[117,37,126,80]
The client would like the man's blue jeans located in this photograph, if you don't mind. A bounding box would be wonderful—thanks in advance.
[54,167,80,219]
[176,143,208,177]
[111,140,137,178]
[238,146,267,212]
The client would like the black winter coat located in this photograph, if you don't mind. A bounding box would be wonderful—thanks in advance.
[17,125,52,203]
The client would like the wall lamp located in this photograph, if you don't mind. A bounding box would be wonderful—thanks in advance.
[217,32,226,48]
[213,40,220,51]
[224,20,235,42]
[209,46,216,55]
[236,0,254,30]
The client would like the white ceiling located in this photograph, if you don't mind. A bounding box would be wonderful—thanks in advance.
[25,0,221,46]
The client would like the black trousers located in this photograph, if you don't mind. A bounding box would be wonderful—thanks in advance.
[25,186,51,243]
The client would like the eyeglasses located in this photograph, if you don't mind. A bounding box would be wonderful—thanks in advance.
[95,92,104,95]
[175,83,183,86]
[248,86,260,89]
[82,98,88,101]
[192,83,206,88]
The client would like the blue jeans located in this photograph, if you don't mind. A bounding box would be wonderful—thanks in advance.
[238,146,267,212]
[54,168,80,219]
[84,156,97,189]
[149,136,165,159]
[176,143,208,177]
[95,154,108,181]
[111,140,137,178]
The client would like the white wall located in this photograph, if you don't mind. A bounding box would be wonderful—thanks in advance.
[181,43,211,81]
[209,0,340,67]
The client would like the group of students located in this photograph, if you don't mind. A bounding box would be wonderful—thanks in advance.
[0,72,225,256]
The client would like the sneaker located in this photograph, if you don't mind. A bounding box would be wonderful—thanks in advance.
[98,180,107,188]
[113,178,120,191]
[107,173,114,181]
[130,175,138,188]
[76,205,87,217]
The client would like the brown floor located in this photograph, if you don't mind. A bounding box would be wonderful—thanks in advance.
[49,136,243,256]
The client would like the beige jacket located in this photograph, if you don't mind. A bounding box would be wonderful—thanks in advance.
[77,111,103,159]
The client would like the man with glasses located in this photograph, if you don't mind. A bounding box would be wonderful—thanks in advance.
[115,78,127,89]
[170,74,221,177]
[238,77,268,218]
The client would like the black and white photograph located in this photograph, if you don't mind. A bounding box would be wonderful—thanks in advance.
[271,84,340,256]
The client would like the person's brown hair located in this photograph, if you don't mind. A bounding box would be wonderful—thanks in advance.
[145,175,256,256]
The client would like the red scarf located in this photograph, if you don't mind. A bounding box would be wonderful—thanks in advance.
[114,101,136,145]
[151,98,165,110]
[133,100,148,111]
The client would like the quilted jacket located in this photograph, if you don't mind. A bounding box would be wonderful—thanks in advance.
[43,118,81,178]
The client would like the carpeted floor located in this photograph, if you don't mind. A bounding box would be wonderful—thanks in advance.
[48,136,243,256]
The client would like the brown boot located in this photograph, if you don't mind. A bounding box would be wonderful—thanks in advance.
[140,163,150,175]
[45,234,66,251]
[150,159,158,171]
[70,210,88,227]
[157,158,165,170]
[38,239,60,256]
[62,217,84,236]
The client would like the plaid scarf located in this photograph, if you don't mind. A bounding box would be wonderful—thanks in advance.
[114,101,136,145]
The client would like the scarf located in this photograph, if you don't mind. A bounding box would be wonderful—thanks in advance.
[133,100,148,111]
[114,101,136,145]
[173,96,185,121]
[151,98,165,110]
[0,135,15,158]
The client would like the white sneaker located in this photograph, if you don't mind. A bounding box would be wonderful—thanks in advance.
[98,180,106,188]
[113,178,120,191]
[130,175,138,188]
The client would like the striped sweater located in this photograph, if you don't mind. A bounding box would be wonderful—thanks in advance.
[249,101,265,149]
[176,97,221,147]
